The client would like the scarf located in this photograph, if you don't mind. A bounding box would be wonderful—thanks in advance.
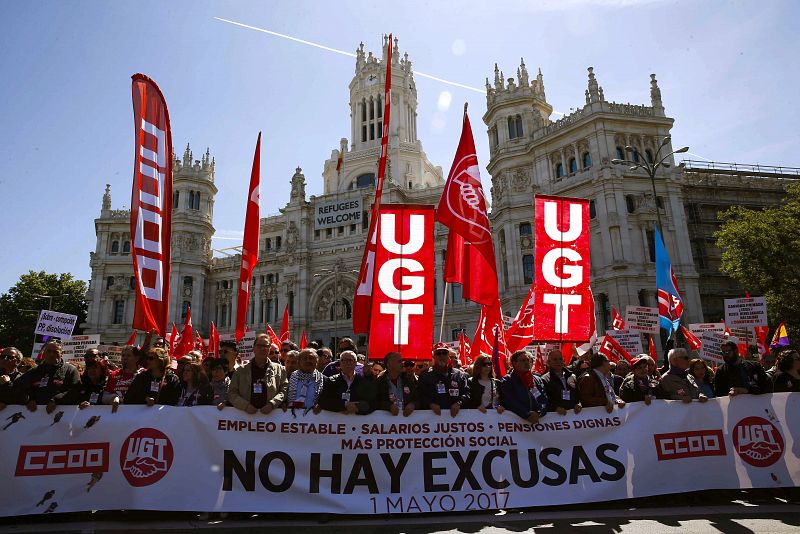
[519,370,534,389]
[668,366,688,378]
[288,369,325,406]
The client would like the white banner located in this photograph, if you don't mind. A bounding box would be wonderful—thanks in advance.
[61,335,101,364]
[724,297,768,327]
[34,310,78,339]
[606,330,644,356]
[314,196,362,230]
[624,306,659,334]
[689,323,726,335]
[700,331,731,364]
[1,395,798,517]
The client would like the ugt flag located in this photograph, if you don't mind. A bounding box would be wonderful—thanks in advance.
[655,228,684,333]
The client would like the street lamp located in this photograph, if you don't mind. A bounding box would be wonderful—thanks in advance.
[313,265,358,358]
[32,293,70,311]
[611,135,688,233]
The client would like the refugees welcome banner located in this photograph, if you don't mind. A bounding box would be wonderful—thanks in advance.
[1,394,798,517]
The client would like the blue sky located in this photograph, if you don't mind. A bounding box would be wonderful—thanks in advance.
[1,0,798,293]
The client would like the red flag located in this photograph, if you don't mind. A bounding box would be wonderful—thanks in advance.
[490,326,508,378]
[353,34,393,334]
[561,343,574,362]
[195,331,207,357]
[533,346,548,375]
[471,299,508,367]
[506,284,535,354]
[458,331,472,367]
[280,304,290,342]
[126,331,137,347]
[235,133,261,342]
[300,330,308,349]
[681,325,702,351]
[174,309,194,358]
[169,322,179,355]
[754,325,770,359]
[130,74,173,336]
[210,322,220,357]
[649,334,658,359]
[266,324,281,348]
[611,307,626,331]
[437,108,498,306]
[598,335,633,364]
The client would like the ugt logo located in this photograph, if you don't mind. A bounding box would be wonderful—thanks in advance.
[119,428,173,487]
[732,416,784,468]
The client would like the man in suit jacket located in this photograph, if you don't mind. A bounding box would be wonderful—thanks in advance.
[541,349,582,415]
[578,354,625,413]
[499,350,548,423]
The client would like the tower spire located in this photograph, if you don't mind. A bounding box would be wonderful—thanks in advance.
[102,183,111,212]
[494,63,502,90]
[586,67,603,104]
[519,57,529,86]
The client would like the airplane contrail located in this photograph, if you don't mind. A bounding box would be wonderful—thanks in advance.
[214,17,485,94]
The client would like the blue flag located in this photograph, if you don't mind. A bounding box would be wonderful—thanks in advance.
[655,228,684,333]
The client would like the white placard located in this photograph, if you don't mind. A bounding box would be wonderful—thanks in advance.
[724,297,767,327]
[624,306,659,334]
[314,196,362,230]
[33,309,78,339]
[219,331,256,362]
[700,331,730,364]
[61,334,101,363]
[606,330,644,356]
[97,344,123,364]
[689,323,726,335]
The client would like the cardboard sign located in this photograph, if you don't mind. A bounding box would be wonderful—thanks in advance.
[62,335,101,363]
[34,309,78,339]
[689,323,725,335]
[624,306,659,334]
[700,331,729,364]
[97,344,124,364]
[606,330,644,356]
[724,297,767,327]
[219,331,256,362]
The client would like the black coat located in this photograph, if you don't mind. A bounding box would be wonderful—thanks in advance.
[499,371,548,420]
[124,370,182,406]
[712,359,770,397]
[373,373,418,412]
[318,374,366,412]
[541,369,579,410]
[15,360,81,405]
[467,377,501,409]
[52,375,108,406]
[417,367,470,409]
[0,370,22,405]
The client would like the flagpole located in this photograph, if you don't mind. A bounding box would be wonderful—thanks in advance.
[439,282,450,343]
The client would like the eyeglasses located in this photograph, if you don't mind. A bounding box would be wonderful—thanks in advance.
[403,362,414,368]
[481,362,493,367]
[269,351,280,356]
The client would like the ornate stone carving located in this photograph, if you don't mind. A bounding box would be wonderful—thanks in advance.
[511,166,531,192]
[313,279,356,321]
[286,221,299,253]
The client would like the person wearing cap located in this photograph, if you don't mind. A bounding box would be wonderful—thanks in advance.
[619,356,655,405]
[499,350,548,423]
[15,341,81,412]
[227,334,288,414]
[541,349,582,415]
[658,348,708,403]
[712,340,769,397]
[373,351,418,416]
[578,353,625,413]
[417,343,470,416]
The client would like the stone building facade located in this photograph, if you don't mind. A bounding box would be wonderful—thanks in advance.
[85,38,794,352]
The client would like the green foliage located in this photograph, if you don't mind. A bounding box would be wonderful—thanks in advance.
[716,183,800,340]
[0,271,87,352]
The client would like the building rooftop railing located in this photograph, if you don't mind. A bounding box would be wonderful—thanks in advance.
[682,159,800,178]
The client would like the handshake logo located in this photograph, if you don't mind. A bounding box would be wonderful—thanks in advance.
[120,428,173,487]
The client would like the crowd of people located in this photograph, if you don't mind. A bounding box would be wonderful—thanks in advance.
[1,333,798,422]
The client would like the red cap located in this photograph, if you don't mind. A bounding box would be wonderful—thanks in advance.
[631,356,649,369]
[432,342,451,353]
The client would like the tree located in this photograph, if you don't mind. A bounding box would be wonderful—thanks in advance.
[716,183,800,341]
[0,271,87,353]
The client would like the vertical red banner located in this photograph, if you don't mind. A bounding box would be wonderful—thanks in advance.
[130,74,173,336]
[532,195,592,342]
[368,205,434,360]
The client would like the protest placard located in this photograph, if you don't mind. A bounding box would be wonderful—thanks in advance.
[219,331,256,362]
[700,331,730,364]
[624,306,659,334]
[724,296,767,327]
[689,323,726,335]
[97,344,123,364]
[607,330,644,356]
[61,334,101,363]
[33,309,78,338]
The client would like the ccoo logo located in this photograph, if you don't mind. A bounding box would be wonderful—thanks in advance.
[119,428,173,487]
[732,416,784,468]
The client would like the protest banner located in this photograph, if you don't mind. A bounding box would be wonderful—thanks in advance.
[219,331,256,362]
[33,310,78,339]
[1,395,797,517]
[97,344,123,364]
[606,330,644,356]
[623,306,659,334]
[700,331,731,364]
[689,323,726,335]
[724,296,767,327]
[61,335,101,363]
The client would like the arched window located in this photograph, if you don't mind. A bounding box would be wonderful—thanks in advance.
[361,98,367,122]
[589,200,596,219]
[582,152,592,168]
[106,276,114,289]
[377,95,382,118]
[111,240,119,254]
[645,149,654,164]
[616,146,625,160]
[369,96,375,120]
[522,255,535,284]
[187,191,194,209]
[632,150,640,163]
[173,191,180,209]
[265,238,272,251]
[267,274,274,283]
[519,222,532,236]
[113,300,125,324]
[275,236,282,250]
[569,158,578,173]
[507,115,523,139]
[193,191,200,210]
[356,173,375,189]
[626,195,636,214]
[122,241,130,254]
[181,301,190,321]
[555,163,564,178]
